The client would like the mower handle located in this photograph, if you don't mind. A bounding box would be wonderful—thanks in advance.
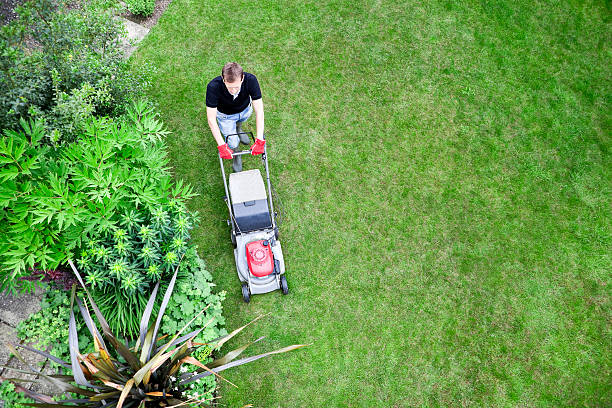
[232,149,254,157]
[224,131,264,157]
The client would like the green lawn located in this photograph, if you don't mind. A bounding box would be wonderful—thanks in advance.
[130,0,611,406]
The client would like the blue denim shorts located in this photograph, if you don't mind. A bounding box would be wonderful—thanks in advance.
[217,104,253,149]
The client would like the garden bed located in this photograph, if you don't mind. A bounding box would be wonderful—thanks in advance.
[121,0,172,29]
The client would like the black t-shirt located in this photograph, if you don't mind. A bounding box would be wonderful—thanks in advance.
[205,72,262,114]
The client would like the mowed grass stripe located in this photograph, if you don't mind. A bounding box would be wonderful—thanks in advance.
[131,0,611,406]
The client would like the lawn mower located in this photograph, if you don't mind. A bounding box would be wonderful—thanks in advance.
[218,132,288,303]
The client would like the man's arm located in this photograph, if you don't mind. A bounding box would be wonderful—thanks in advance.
[252,98,264,140]
[206,106,224,146]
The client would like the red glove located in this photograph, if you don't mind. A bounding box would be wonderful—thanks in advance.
[217,143,233,159]
[250,138,266,155]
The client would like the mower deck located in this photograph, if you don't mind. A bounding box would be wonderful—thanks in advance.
[234,229,286,295]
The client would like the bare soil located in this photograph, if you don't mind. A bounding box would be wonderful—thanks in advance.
[0,0,26,25]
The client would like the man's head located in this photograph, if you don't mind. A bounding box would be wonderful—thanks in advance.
[222,62,244,95]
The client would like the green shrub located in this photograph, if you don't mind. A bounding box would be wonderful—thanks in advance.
[0,101,196,295]
[0,0,152,140]
[36,73,114,143]
[126,0,155,17]
[77,203,197,337]
[160,247,226,399]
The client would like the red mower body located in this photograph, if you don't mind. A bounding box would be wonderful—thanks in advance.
[246,240,274,277]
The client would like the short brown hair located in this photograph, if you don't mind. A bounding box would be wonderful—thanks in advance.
[222,62,243,82]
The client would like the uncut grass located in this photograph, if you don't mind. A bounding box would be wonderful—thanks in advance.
[130,0,611,406]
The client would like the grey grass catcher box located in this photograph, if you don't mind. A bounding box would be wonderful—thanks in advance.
[229,170,272,232]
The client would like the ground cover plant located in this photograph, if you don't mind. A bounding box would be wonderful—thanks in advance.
[131,0,611,406]
[0,381,33,407]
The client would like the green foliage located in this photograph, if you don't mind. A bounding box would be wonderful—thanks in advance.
[0,119,58,288]
[0,101,196,294]
[0,381,35,407]
[16,287,92,370]
[0,0,152,140]
[14,249,223,370]
[126,0,155,17]
[13,250,224,400]
[161,247,226,342]
[160,246,226,401]
[38,75,114,143]
[185,345,216,401]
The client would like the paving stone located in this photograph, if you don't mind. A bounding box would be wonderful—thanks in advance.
[0,321,19,367]
[1,357,38,388]
[30,358,61,397]
[0,289,43,328]
[1,339,47,385]
[114,16,149,58]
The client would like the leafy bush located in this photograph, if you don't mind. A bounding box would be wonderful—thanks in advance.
[0,101,195,296]
[39,76,114,144]
[77,202,197,337]
[126,0,155,17]
[0,0,152,142]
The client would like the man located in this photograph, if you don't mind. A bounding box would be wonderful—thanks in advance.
[206,62,265,172]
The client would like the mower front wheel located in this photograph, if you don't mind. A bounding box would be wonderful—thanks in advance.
[280,275,289,295]
[241,284,250,303]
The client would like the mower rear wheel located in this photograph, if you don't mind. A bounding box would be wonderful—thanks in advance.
[241,284,250,303]
[280,275,289,295]
[230,231,237,248]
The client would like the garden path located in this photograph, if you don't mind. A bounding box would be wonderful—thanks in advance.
[0,289,56,400]
[118,17,150,58]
